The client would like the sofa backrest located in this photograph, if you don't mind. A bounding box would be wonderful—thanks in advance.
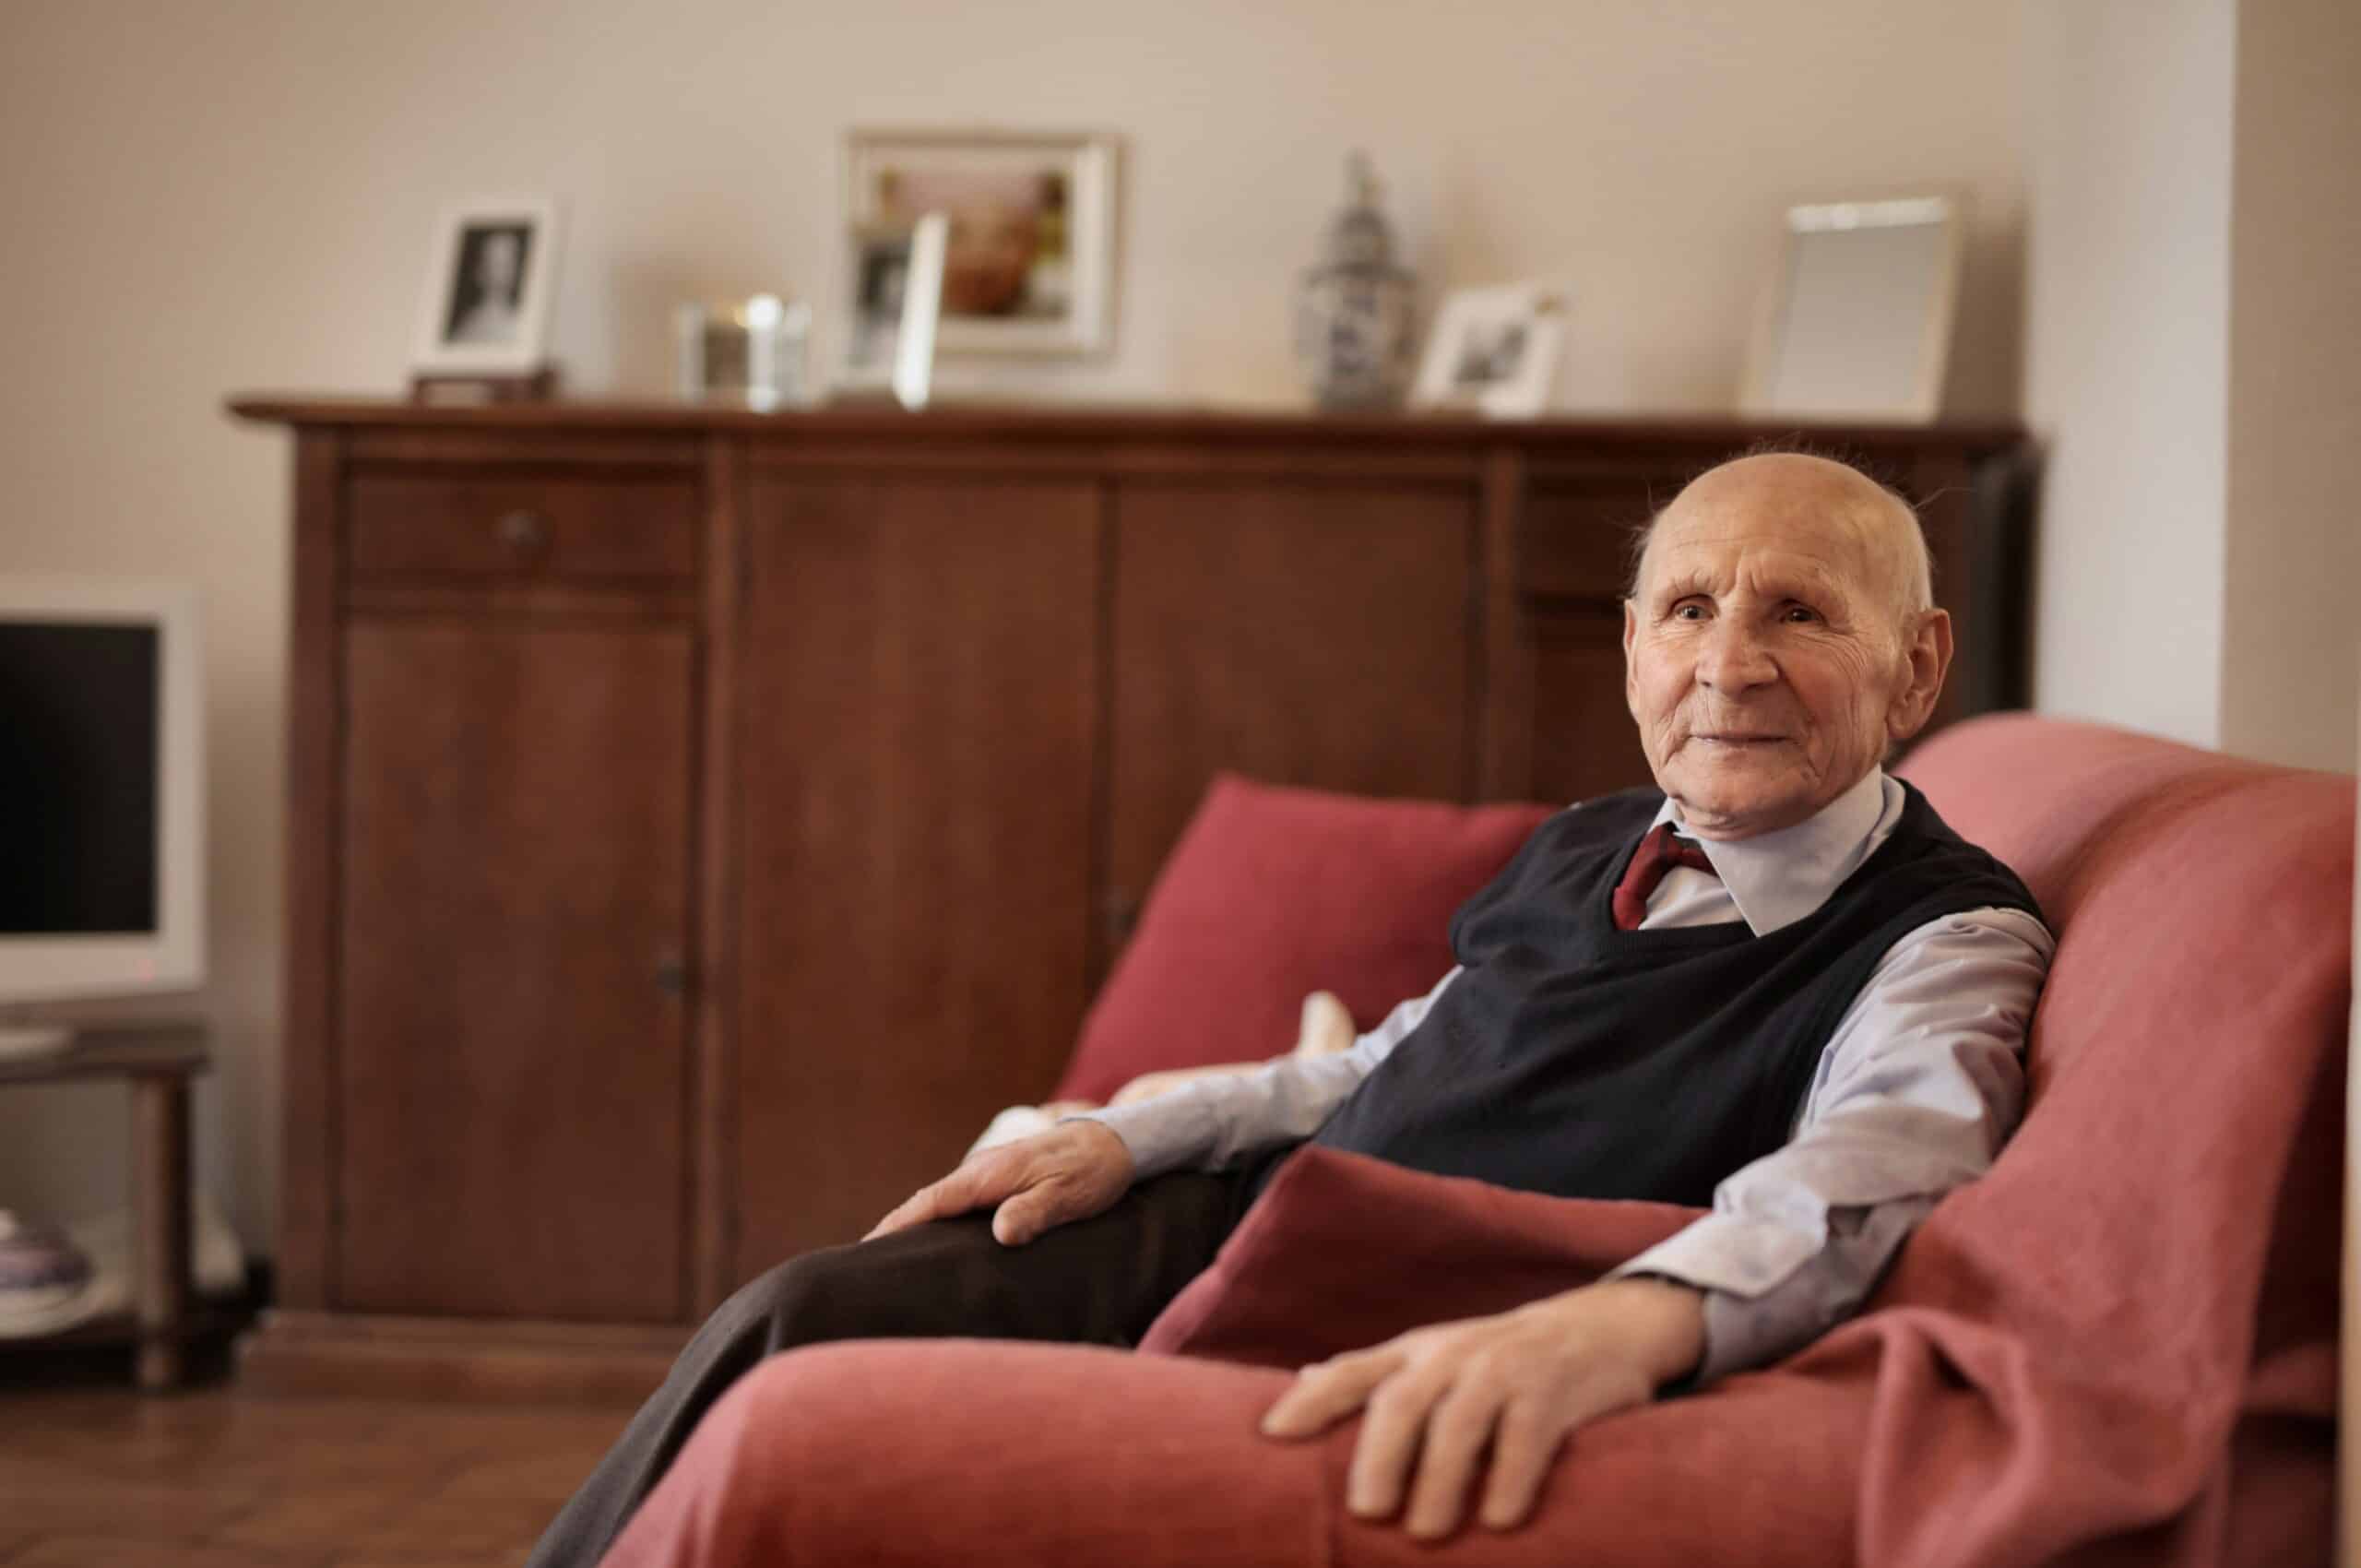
[1895,713,2351,1134]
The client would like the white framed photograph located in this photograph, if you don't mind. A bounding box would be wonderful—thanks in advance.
[411,197,563,376]
[845,128,1119,358]
[1410,283,1568,418]
[839,212,949,404]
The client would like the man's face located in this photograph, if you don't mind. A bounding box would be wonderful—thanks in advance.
[1621,457,1950,840]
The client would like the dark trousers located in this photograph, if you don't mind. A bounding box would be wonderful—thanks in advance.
[524,1169,1259,1568]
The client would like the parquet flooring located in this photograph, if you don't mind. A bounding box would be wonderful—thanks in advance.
[0,1382,629,1568]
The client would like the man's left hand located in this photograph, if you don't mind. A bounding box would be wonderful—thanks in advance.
[1258,1277,1706,1539]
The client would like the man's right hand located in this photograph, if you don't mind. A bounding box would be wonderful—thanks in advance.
[863,1121,1136,1247]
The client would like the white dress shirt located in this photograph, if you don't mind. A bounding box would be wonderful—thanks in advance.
[1077,768,2055,1384]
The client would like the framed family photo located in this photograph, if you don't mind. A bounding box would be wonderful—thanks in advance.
[1410,283,1568,418]
[844,128,1119,359]
[412,197,563,377]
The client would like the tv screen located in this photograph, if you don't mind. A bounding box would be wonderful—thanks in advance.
[0,622,160,936]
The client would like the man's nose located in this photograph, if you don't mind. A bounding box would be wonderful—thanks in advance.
[1696,617,1778,692]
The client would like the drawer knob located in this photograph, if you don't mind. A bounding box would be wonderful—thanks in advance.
[495,509,550,553]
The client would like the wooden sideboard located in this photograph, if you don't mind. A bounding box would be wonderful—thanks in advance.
[228,397,2032,1397]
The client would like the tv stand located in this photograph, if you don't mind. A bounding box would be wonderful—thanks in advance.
[0,1021,210,1388]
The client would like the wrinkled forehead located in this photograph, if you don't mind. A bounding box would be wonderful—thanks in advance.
[1637,465,1902,602]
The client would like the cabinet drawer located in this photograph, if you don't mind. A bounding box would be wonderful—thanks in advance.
[348,473,698,581]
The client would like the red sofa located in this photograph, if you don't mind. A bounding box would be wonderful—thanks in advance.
[605,714,2350,1567]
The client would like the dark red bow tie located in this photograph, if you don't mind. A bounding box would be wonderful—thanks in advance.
[1612,822,1720,931]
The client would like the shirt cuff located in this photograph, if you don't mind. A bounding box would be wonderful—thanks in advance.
[1615,1197,1940,1385]
[1606,1211,1822,1300]
[1066,1100,1204,1180]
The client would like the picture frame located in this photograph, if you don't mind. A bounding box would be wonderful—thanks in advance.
[839,211,949,407]
[1738,194,1964,422]
[891,214,949,410]
[1409,282,1569,418]
[674,294,813,410]
[844,128,1119,358]
[411,196,563,377]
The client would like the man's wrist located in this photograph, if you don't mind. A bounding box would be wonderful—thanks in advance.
[1581,1276,1707,1388]
[1074,1117,1137,1174]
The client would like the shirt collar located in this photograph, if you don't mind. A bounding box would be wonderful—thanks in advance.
[1647,768,1898,937]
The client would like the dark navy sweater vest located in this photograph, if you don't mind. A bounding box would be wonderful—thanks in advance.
[1283,782,2041,1208]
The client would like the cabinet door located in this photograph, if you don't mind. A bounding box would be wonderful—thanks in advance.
[336,619,694,1322]
[733,475,1100,1277]
[1106,480,1477,953]
[1513,475,1673,804]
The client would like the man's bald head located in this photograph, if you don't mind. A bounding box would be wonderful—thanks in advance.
[1619,449,1954,839]
[1628,453,1933,634]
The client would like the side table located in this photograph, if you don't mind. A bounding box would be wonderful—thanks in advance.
[0,1022,210,1390]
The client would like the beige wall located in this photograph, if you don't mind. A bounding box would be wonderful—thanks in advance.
[2025,0,2361,770]
[2022,0,2236,749]
[1,0,2034,1252]
[2220,0,2361,773]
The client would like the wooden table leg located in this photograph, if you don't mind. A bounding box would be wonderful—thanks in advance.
[131,1073,192,1391]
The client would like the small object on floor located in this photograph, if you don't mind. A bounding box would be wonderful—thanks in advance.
[0,1194,244,1340]
[0,1210,93,1315]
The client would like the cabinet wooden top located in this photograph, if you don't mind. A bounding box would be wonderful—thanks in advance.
[227,394,2024,457]
[0,1023,209,1087]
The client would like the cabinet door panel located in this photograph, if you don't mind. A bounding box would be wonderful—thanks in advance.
[1106,481,1476,942]
[733,477,1100,1277]
[337,619,693,1321]
[1529,618,1655,803]
[1516,475,1674,803]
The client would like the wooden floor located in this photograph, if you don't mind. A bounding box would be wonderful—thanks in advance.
[0,1371,631,1568]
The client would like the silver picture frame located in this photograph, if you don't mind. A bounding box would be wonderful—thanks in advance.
[1739,195,1964,423]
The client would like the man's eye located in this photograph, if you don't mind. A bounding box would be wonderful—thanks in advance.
[1782,604,1821,624]
[1671,602,1709,621]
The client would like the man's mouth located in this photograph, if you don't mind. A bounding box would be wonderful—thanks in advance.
[1692,732,1786,745]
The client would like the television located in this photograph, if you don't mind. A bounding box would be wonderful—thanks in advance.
[0,578,204,1052]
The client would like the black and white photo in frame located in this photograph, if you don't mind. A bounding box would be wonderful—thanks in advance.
[839,211,948,408]
[1410,282,1568,418]
[413,197,563,376]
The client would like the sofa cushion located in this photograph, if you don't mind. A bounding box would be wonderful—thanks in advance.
[1054,776,1557,1103]
[606,1334,1868,1568]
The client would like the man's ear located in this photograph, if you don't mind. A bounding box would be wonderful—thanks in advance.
[1886,608,1953,742]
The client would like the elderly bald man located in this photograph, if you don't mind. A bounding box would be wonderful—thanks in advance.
[529,452,2052,1566]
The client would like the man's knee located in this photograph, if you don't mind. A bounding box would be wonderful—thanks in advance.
[706,1217,999,1355]
[708,1243,875,1354]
